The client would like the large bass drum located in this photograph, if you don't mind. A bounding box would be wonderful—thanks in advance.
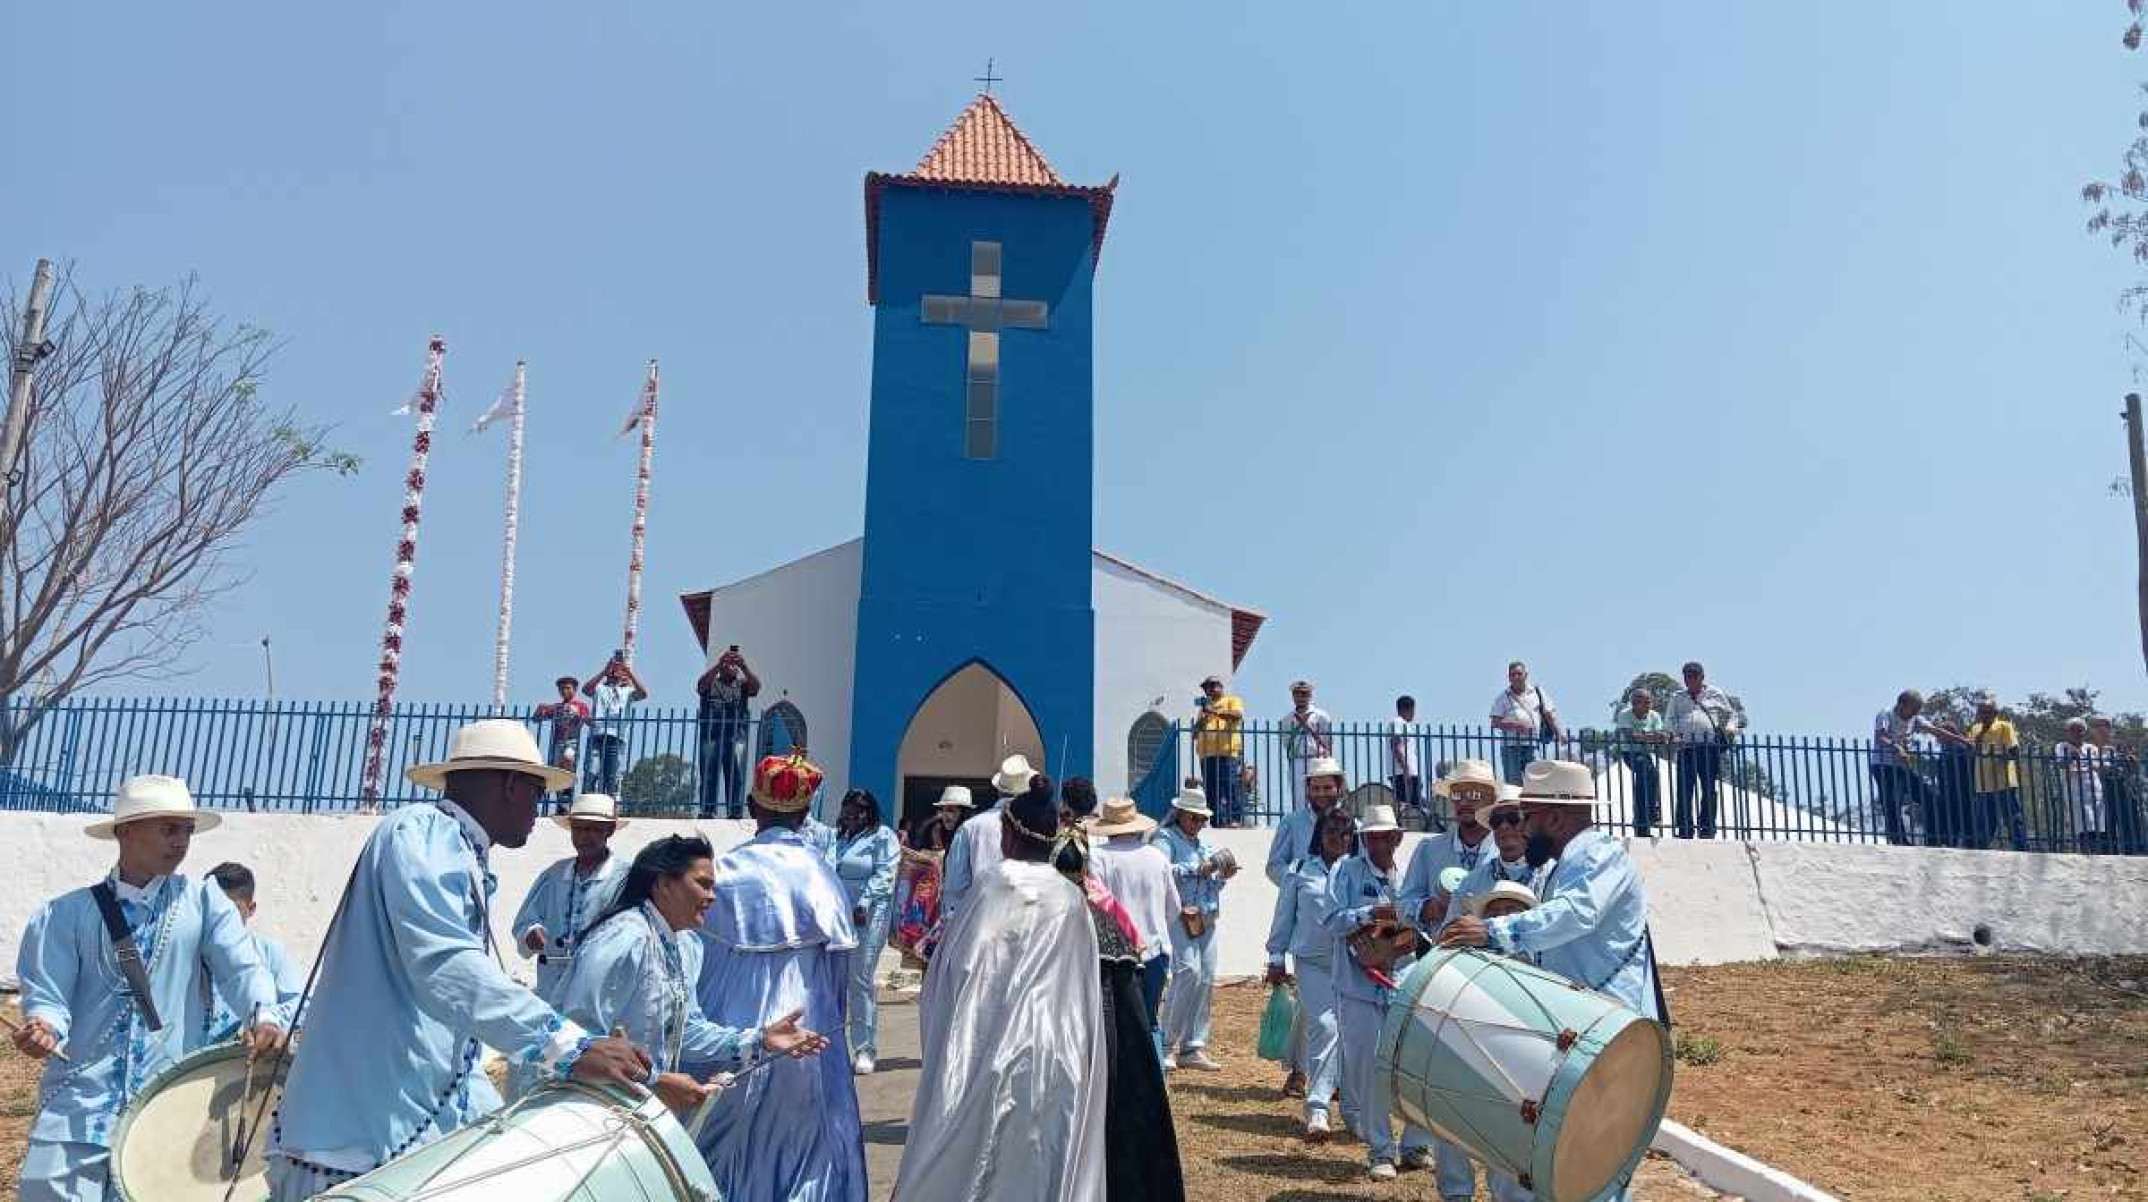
[1376,947,1672,1202]
[109,1040,287,1202]
[317,1080,718,1202]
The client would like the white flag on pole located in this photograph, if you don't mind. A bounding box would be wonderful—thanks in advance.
[389,389,420,417]
[617,394,649,438]
[472,377,516,433]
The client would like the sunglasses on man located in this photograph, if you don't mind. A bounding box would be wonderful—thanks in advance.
[1488,810,1523,828]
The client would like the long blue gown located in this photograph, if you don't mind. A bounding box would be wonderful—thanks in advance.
[692,825,865,1202]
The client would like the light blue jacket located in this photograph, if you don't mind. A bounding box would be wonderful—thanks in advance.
[557,903,758,1083]
[511,853,628,1002]
[833,825,899,912]
[1438,854,1553,929]
[801,815,838,866]
[1265,855,1341,969]
[1398,828,1494,929]
[1154,824,1226,917]
[271,802,588,1175]
[206,930,306,1041]
[1321,854,1415,1003]
[1264,806,1320,885]
[16,872,275,1147]
[1486,828,1659,1018]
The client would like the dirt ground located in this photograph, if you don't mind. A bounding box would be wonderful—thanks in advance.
[3,956,2142,1200]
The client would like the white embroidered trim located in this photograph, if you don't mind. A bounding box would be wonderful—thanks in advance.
[536,1020,591,1074]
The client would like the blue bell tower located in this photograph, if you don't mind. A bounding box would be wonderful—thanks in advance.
[849,95,1117,810]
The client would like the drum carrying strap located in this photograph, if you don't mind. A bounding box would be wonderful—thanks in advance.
[91,882,164,1032]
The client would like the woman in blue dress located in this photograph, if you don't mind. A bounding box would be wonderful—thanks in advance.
[558,834,829,1116]
[832,789,899,1074]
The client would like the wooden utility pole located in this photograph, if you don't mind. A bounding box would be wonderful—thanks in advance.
[1,259,57,566]
[2127,393,2148,677]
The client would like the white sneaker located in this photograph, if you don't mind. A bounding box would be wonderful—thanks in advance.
[852,1052,875,1076]
[1178,1049,1223,1071]
[1304,1112,1330,1143]
[1367,1161,1397,1182]
[1162,1052,1178,1071]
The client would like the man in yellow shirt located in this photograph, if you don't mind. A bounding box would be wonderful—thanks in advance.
[1965,692,2025,850]
[1195,675,1247,826]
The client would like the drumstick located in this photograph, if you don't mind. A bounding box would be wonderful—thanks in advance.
[1,1013,71,1063]
[683,1054,782,1140]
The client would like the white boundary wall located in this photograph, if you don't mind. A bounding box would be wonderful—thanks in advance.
[4,814,2148,984]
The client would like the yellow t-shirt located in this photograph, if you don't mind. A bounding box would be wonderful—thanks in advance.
[1966,718,2019,794]
[1194,695,1245,759]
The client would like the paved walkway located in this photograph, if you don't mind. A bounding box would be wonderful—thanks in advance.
[854,994,922,1202]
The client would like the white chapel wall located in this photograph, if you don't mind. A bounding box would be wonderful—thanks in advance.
[695,540,862,804]
[1091,556,1238,795]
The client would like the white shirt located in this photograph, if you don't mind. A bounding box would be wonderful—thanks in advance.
[1491,685,1555,737]
[1388,717,1420,777]
[2057,742,2107,833]
[1089,837,1181,961]
[591,683,636,734]
[1280,706,1333,764]
[1666,685,1739,741]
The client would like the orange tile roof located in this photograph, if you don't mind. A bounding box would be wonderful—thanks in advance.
[911,94,1065,187]
[864,93,1116,303]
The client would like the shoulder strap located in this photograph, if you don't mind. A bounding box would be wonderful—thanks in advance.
[91,882,165,1032]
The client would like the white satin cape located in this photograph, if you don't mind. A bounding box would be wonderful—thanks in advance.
[895,859,1106,1202]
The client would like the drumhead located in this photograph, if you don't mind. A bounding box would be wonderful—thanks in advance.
[1548,1019,1672,1202]
[111,1042,288,1202]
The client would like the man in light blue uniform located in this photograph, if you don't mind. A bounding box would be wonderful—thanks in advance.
[832,788,899,1075]
[693,752,866,1202]
[1438,790,1553,932]
[203,861,307,1040]
[266,720,649,1199]
[1264,755,1345,1097]
[1264,806,1357,1142]
[13,775,284,1202]
[939,754,1035,925]
[1323,801,1433,1183]
[1156,785,1237,1072]
[511,791,630,1006]
[1397,760,1501,1202]
[1444,760,1664,1202]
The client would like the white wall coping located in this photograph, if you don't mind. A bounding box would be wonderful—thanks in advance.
[1652,1119,1843,1202]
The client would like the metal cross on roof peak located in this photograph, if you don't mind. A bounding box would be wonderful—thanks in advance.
[974,58,1002,95]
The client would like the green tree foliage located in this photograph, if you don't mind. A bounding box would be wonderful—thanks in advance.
[620,752,694,814]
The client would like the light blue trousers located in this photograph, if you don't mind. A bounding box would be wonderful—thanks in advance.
[19,1139,112,1202]
[1434,1137,1481,1200]
[1339,991,1431,1166]
[1162,921,1218,1052]
[846,896,892,1058]
[1293,958,1347,1125]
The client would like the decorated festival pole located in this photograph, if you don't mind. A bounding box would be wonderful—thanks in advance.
[360,335,445,808]
[489,361,527,708]
[619,359,660,663]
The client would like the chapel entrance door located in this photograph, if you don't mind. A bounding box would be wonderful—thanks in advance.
[894,661,1045,836]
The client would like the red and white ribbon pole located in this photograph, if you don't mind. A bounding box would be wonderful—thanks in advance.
[360,335,445,807]
[620,359,659,663]
[489,361,526,708]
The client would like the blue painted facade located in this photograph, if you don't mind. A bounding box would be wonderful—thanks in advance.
[848,182,1099,803]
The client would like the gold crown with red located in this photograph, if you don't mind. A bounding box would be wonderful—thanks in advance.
[751,752,823,813]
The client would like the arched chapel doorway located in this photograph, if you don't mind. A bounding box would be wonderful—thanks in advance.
[894,661,1045,835]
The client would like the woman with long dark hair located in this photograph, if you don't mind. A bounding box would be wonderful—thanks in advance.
[559,835,828,1115]
[833,789,899,1074]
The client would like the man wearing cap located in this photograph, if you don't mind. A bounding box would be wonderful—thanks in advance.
[1266,755,1346,887]
[1322,801,1433,1182]
[1280,680,1334,810]
[267,720,648,1199]
[692,752,866,1202]
[1194,675,1247,827]
[13,776,284,1202]
[939,753,1037,927]
[1086,796,1178,1060]
[1156,787,1237,1072]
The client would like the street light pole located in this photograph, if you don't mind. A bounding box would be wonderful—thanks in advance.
[2,258,58,576]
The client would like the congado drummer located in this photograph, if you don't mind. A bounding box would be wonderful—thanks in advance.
[1441,759,1668,1202]
[267,719,653,1200]
[10,775,287,1202]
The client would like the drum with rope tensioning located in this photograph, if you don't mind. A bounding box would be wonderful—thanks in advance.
[109,1040,289,1202]
[1375,947,1673,1202]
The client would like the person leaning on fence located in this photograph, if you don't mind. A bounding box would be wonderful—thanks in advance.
[532,675,589,804]
[1389,695,1432,829]
[1613,689,1671,837]
[1870,690,1942,847]
[1963,693,2026,850]
[2055,718,2110,854]
[696,645,761,819]
[2089,716,2145,854]
[1194,674,1247,827]
[1280,679,1334,810]
[580,652,648,796]
[1665,661,1740,839]
[1490,661,1560,786]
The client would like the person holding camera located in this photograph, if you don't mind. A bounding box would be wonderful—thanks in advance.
[580,652,648,797]
[697,645,761,819]
[1193,675,1246,827]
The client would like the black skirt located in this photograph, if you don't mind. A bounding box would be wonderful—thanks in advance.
[1099,956,1185,1202]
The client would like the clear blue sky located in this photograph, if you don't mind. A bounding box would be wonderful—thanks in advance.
[7,2,2145,735]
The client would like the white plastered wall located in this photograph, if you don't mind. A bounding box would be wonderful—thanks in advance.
[1091,555,1238,796]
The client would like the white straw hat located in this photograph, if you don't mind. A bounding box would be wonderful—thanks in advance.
[1435,759,1500,804]
[1303,756,1345,782]
[553,792,626,829]
[407,719,574,793]
[1467,880,1541,918]
[86,774,219,840]
[937,785,974,810]
[1518,759,1597,806]
[991,754,1038,797]
[1169,787,1213,818]
[1358,802,1402,834]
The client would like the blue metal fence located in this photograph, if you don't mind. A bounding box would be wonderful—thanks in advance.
[1131,720,2147,856]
